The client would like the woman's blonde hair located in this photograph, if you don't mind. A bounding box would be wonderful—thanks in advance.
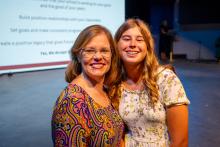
[113,18,160,108]
[65,25,120,88]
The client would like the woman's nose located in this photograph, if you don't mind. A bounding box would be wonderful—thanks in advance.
[129,39,136,48]
[93,51,102,59]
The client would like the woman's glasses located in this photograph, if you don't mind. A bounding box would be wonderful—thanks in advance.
[81,48,111,59]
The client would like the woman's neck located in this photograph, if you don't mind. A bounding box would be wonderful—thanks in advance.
[72,73,110,108]
[121,63,145,91]
[124,63,143,83]
[74,73,104,91]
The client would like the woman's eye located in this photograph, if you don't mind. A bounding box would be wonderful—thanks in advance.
[101,49,110,53]
[122,37,130,41]
[137,37,144,41]
[85,49,95,53]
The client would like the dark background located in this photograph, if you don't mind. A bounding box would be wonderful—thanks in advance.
[125,0,220,29]
[179,0,220,25]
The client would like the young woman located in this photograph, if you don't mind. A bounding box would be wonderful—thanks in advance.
[51,25,124,147]
[113,18,190,147]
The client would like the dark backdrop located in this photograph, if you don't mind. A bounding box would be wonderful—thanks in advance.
[126,0,220,30]
[179,0,220,25]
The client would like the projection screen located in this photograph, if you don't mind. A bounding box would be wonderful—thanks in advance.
[0,0,125,74]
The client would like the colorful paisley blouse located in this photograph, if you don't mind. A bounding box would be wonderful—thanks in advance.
[119,68,190,147]
[52,84,124,147]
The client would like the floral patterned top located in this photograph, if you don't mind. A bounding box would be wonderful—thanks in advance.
[52,84,124,147]
[119,68,190,147]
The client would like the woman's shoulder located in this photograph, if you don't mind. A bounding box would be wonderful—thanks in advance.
[67,83,87,98]
[156,66,190,106]
[57,83,87,103]
[156,65,179,86]
[156,65,176,77]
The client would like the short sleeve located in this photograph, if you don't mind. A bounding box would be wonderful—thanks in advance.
[51,85,89,146]
[158,68,190,107]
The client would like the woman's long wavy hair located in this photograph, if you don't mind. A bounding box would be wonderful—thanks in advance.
[65,25,120,89]
[112,18,160,109]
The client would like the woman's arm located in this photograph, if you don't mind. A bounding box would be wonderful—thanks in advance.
[166,105,189,147]
[52,89,88,147]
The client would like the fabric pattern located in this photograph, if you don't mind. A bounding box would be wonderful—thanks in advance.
[119,68,190,147]
[52,84,124,147]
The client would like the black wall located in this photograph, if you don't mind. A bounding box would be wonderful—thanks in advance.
[125,0,150,23]
[125,0,175,33]
[126,0,220,29]
[179,0,220,25]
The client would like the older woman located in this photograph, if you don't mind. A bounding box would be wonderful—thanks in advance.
[51,25,124,147]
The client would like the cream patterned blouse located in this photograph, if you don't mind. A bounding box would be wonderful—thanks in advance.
[119,68,190,147]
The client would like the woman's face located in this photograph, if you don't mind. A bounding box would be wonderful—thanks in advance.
[79,33,112,81]
[117,27,147,66]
